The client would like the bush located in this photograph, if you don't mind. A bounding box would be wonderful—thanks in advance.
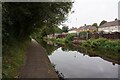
[65,33,76,43]
[55,38,66,44]
[82,38,120,52]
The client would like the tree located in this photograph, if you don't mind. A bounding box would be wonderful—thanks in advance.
[62,26,69,32]
[92,23,98,31]
[99,20,107,26]
[2,2,72,45]
[2,2,73,78]
[54,26,62,33]
[92,23,98,27]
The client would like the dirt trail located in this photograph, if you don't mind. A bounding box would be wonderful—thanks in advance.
[19,39,58,78]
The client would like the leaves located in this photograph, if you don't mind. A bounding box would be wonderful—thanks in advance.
[2,2,72,44]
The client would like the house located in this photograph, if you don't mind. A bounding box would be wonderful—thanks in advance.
[47,33,68,39]
[68,25,97,34]
[68,27,77,33]
[98,20,120,33]
[55,33,68,38]
[68,30,77,33]
[78,24,97,32]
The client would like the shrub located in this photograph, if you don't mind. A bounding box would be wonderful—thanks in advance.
[82,38,120,52]
[65,33,76,43]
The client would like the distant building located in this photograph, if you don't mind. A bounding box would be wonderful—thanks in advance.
[78,25,97,32]
[68,29,77,33]
[68,25,97,33]
[68,27,78,33]
[98,20,120,33]
[55,33,68,38]
[47,33,68,39]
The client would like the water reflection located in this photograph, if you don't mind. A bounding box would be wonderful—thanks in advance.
[49,47,118,78]
[39,40,59,55]
[40,41,119,78]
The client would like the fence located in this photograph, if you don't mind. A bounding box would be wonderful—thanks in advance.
[78,32,120,40]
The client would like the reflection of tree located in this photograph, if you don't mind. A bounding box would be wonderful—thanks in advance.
[39,40,120,64]
[58,43,120,65]
[61,47,67,51]
[62,43,77,52]
[39,40,59,55]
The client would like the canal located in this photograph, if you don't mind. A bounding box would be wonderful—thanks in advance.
[40,41,119,78]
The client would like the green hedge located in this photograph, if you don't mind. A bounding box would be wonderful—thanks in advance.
[65,33,76,43]
[82,38,120,52]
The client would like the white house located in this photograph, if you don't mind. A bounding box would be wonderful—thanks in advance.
[68,30,77,33]
[68,27,78,33]
[98,20,120,33]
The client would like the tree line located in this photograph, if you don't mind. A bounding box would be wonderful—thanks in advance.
[2,2,72,47]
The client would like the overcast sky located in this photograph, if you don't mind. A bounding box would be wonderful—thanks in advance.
[59,0,120,29]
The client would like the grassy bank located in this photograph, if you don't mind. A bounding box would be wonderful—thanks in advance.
[47,33,76,45]
[46,37,120,65]
[81,38,120,53]
[46,37,120,64]
[51,38,66,45]
[48,35,120,53]
[2,39,31,78]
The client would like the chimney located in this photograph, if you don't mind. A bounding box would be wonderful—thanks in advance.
[84,24,86,26]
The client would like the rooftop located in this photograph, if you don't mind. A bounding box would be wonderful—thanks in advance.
[100,20,120,28]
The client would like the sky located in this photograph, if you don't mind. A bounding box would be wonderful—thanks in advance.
[59,0,120,29]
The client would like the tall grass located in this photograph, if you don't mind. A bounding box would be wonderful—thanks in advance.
[82,38,120,53]
[2,38,31,78]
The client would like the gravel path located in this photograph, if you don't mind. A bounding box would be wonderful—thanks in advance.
[19,39,58,78]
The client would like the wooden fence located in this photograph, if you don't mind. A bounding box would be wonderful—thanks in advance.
[78,32,120,40]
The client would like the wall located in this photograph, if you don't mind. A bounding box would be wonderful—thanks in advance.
[98,26,119,32]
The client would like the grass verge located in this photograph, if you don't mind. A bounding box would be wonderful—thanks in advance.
[2,39,31,78]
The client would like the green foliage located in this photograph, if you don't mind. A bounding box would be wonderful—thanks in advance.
[92,23,98,31]
[2,39,30,78]
[82,38,120,52]
[2,2,72,46]
[2,2,72,78]
[62,26,69,32]
[35,40,59,55]
[54,26,62,33]
[92,23,98,27]
[99,20,107,26]
[51,33,76,44]
[54,38,66,44]
[79,31,87,36]
[50,38,66,45]
[65,33,76,43]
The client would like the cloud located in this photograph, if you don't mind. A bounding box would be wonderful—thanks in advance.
[62,0,119,28]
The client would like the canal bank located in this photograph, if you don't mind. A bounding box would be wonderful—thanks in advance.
[19,39,58,78]
[48,47,119,78]
[38,40,119,78]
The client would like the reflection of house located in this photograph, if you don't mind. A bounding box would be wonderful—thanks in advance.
[98,20,120,33]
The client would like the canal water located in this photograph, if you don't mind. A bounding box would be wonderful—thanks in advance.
[40,41,119,78]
